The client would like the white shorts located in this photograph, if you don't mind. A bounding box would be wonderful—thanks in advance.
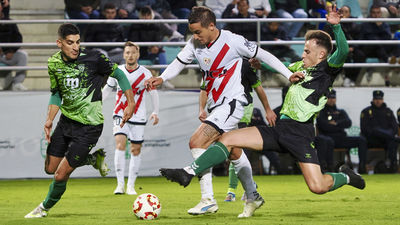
[113,117,145,143]
[205,98,245,133]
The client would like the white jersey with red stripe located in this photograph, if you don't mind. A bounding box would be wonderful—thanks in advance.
[177,29,258,110]
[106,65,153,123]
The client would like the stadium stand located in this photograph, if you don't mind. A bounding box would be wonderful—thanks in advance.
[2,0,400,90]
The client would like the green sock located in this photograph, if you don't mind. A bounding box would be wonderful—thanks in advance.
[43,180,67,209]
[191,142,230,175]
[326,172,348,191]
[228,162,238,191]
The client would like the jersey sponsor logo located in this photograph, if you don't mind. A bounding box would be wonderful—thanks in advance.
[64,77,80,89]
[243,39,256,52]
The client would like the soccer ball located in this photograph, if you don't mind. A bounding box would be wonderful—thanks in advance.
[132,193,161,220]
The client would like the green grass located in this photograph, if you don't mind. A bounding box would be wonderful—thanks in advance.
[1,175,399,225]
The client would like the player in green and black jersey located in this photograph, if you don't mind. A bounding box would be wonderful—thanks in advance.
[159,5,365,216]
[25,23,135,218]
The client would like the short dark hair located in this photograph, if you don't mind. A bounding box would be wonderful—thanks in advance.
[58,23,80,39]
[104,2,116,10]
[370,5,381,12]
[305,30,332,54]
[188,6,216,27]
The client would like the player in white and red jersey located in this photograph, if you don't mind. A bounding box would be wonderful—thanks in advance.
[145,6,294,217]
[103,41,159,195]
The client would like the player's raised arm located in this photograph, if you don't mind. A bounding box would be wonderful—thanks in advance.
[326,4,349,67]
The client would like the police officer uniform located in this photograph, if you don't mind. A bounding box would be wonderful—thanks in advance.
[317,89,368,173]
[360,90,399,173]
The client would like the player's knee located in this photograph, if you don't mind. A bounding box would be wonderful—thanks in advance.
[307,182,328,194]
[54,172,69,182]
[188,137,200,149]
[44,167,55,175]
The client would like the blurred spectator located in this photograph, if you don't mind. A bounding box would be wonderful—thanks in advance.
[1,0,9,19]
[249,0,271,18]
[373,0,400,18]
[167,0,197,36]
[324,5,365,87]
[316,89,368,173]
[359,5,393,63]
[0,2,28,91]
[64,0,100,35]
[127,6,168,73]
[360,90,398,173]
[222,0,257,41]
[204,0,231,28]
[84,3,125,64]
[272,0,308,39]
[135,1,183,41]
[100,0,138,19]
[261,12,301,62]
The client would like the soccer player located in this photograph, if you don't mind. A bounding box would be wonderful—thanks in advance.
[145,6,294,217]
[102,41,160,195]
[225,60,277,202]
[24,24,135,218]
[159,5,366,216]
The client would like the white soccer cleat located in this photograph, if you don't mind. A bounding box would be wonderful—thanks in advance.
[187,198,218,215]
[24,203,48,218]
[126,185,137,195]
[113,184,125,195]
[238,195,265,218]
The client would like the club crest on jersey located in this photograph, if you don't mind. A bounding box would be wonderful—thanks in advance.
[204,58,211,65]
[244,39,256,52]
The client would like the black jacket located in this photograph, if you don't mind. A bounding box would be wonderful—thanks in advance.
[0,19,22,53]
[84,21,125,51]
[360,102,398,137]
[317,104,351,137]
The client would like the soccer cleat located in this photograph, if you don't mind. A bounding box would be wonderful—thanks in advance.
[187,198,219,215]
[92,148,110,177]
[114,184,125,195]
[224,192,236,202]
[238,195,265,218]
[126,185,137,195]
[24,203,48,218]
[339,164,366,190]
[159,168,194,187]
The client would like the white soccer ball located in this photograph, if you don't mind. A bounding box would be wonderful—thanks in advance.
[132,193,161,220]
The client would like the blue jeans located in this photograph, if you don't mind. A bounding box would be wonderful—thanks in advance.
[276,8,308,39]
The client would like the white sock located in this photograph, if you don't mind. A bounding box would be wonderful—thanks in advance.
[231,150,258,201]
[127,154,141,187]
[191,148,214,200]
[114,149,126,186]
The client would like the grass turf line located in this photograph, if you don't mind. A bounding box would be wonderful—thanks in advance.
[0,175,399,225]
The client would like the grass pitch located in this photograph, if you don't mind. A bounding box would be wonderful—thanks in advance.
[1,175,399,225]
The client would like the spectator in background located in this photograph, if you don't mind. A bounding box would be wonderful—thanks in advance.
[373,0,400,18]
[324,5,365,87]
[1,0,9,19]
[359,5,393,63]
[317,89,368,174]
[272,0,308,39]
[261,12,301,62]
[360,90,398,173]
[100,0,138,19]
[136,0,180,32]
[0,2,28,91]
[222,0,257,41]
[205,0,232,28]
[64,0,100,35]
[249,0,271,18]
[85,3,125,64]
[167,0,197,36]
[127,6,168,74]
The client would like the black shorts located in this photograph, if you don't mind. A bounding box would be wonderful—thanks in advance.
[256,118,319,164]
[47,115,103,168]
